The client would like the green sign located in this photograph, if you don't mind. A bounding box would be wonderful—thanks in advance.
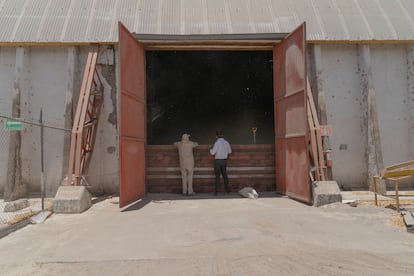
[5,119,23,131]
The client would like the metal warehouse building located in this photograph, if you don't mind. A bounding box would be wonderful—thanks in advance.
[0,0,413,206]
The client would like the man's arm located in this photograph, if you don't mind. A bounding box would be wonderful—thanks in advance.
[227,141,232,154]
[210,142,217,155]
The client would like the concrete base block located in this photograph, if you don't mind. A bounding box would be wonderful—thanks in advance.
[4,199,29,212]
[30,211,52,224]
[312,181,342,207]
[53,186,92,213]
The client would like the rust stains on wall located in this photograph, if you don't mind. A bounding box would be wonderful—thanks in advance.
[100,64,117,127]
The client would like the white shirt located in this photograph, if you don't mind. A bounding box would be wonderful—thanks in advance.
[210,138,232,159]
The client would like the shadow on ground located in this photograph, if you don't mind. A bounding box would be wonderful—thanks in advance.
[147,191,284,201]
[118,192,285,212]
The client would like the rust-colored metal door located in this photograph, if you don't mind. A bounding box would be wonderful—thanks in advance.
[118,22,146,207]
[273,23,311,203]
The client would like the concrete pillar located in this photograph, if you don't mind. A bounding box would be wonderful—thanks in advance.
[311,45,333,180]
[358,45,384,193]
[312,45,328,125]
[4,47,28,201]
[61,46,78,183]
[407,45,414,160]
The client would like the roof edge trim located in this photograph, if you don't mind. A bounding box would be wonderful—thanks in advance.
[133,33,290,41]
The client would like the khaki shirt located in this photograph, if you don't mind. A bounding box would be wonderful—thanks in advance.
[174,141,198,170]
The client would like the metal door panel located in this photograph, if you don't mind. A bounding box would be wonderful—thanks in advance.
[119,22,146,208]
[274,23,311,203]
[121,94,145,138]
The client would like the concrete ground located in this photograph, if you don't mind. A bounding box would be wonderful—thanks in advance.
[0,192,414,276]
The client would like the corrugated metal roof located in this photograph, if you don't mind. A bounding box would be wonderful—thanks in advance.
[0,0,413,44]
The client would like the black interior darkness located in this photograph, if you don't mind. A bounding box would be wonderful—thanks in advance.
[146,51,274,145]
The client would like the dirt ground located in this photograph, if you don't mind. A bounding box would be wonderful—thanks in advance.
[0,194,414,276]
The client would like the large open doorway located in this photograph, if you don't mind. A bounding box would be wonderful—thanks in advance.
[146,50,274,145]
[118,22,310,208]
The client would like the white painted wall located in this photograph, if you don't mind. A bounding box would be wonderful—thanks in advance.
[19,47,67,195]
[315,44,414,189]
[0,46,119,197]
[371,45,412,165]
[317,45,368,189]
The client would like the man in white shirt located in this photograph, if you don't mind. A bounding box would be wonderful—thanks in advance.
[174,133,198,196]
[210,130,232,195]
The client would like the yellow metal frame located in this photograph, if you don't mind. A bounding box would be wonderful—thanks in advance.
[373,160,414,212]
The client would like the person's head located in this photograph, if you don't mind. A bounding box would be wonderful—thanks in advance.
[215,130,223,138]
[181,133,190,142]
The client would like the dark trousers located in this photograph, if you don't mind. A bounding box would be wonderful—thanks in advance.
[214,159,229,193]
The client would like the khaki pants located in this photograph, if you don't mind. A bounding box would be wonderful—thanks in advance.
[181,168,194,195]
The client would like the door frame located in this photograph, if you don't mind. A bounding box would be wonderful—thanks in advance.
[117,22,311,206]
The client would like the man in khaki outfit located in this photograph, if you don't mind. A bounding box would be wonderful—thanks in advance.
[174,133,198,196]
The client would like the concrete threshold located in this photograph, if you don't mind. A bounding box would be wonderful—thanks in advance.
[0,218,31,239]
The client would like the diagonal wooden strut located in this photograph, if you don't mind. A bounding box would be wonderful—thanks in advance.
[307,79,327,181]
[67,45,103,186]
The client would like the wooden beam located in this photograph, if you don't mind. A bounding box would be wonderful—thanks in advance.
[145,45,274,51]
[382,169,414,179]
[311,45,331,180]
[141,39,279,45]
[385,160,414,171]
[307,101,320,181]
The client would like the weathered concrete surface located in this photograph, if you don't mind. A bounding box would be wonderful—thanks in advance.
[3,199,29,212]
[358,45,384,193]
[0,194,414,275]
[53,186,91,213]
[0,198,54,239]
[30,211,52,224]
[4,47,27,202]
[0,219,30,239]
[312,181,342,207]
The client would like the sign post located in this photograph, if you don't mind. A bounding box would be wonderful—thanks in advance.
[5,119,23,131]
[40,110,45,211]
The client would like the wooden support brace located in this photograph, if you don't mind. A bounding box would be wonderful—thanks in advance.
[67,45,102,186]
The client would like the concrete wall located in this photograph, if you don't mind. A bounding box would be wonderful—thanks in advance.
[309,44,414,190]
[87,46,119,195]
[0,47,15,195]
[0,45,119,197]
[0,43,413,196]
[20,47,68,196]
[371,45,413,164]
[309,44,367,189]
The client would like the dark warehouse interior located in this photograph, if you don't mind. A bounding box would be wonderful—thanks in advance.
[146,50,275,145]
